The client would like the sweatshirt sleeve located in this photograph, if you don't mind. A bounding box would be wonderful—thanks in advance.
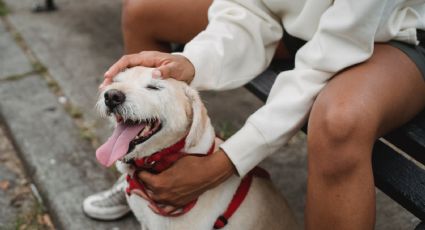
[222,0,389,176]
[184,0,390,176]
[179,0,283,90]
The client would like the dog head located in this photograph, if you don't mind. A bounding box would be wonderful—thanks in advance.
[95,66,214,167]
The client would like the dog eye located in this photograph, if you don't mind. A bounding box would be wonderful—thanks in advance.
[146,85,161,90]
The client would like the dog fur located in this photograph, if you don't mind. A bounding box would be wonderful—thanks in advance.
[97,66,299,230]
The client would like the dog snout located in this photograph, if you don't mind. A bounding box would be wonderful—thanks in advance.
[104,89,126,110]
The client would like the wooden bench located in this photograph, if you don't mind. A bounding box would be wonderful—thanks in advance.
[245,59,425,229]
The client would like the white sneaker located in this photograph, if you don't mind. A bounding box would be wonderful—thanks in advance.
[83,174,131,220]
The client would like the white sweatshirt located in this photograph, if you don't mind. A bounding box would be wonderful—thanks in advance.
[179,0,425,177]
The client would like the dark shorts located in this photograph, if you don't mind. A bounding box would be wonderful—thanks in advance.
[283,30,425,80]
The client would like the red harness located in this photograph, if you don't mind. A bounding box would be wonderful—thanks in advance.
[125,137,270,229]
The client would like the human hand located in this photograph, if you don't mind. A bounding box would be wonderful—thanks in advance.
[100,51,195,89]
[131,149,236,215]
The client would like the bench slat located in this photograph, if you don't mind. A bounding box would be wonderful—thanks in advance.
[373,140,425,221]
[385,111,425,164]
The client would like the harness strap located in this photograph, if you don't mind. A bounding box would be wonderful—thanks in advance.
[133,137,187,174]
[124,136,271,225]
[213,167,270,229]
[125,137,215,217]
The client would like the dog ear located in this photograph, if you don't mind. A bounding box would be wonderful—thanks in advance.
[184,86,209,148]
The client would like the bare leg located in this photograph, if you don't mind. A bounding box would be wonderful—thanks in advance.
[306,44,425,229]
[121,0,212,54]
[121,0,290,57]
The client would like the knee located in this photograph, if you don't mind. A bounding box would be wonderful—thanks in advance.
[309,94,377,145]
[121,0,152,32]
[307,96,376,178]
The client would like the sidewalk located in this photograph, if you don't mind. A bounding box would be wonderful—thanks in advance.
[0,0,419,229]
[0,121,54,229]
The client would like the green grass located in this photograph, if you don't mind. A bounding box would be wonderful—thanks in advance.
[0,0,8,16]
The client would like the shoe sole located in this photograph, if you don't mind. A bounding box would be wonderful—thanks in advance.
[82,205,131,221]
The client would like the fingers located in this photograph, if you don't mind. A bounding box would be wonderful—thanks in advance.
[156,62,186,80]
[138,171,158,189]
[152,68,162,79]
[100,52,170,89]
[170,208,184,215]
[137,171,167,201]
[157,204,179,214]
[157,55,195,83]
[99,77,113,90]
[156,63,174,79]
[138,171,179,205]
[104,52,165,79]
[148,203,182,216]
[104,54,141,79]
[100,52,195,90]
[145,188,154,198]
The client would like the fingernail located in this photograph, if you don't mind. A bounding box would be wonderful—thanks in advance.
[104,71,111,77]
[152,69,161,78]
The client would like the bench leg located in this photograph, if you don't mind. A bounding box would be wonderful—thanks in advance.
[32,0,57,12]
[415,222,425,230]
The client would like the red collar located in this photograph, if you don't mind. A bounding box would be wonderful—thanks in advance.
[124,137,270,228]
[132,137,190,174]
[125,136,214,217]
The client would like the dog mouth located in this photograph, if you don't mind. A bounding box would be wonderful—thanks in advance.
[127,118,162,153]
[95,114,162,167]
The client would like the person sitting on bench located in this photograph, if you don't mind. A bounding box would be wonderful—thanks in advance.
[84,0,425,228]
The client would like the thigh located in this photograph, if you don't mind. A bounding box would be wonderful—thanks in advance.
[122,0,212,44]
[312,43,425,139]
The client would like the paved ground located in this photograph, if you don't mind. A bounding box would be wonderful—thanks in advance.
[0,0,420,229]
[0,122,54,230]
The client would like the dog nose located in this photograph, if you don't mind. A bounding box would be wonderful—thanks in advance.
[104,89,126,109]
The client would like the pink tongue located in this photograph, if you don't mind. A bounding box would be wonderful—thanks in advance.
[96,123,145,167]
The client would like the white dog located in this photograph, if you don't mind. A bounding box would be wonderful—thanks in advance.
[95,67,299,230]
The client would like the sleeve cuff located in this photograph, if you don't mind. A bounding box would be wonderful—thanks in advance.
[219,122,272,177]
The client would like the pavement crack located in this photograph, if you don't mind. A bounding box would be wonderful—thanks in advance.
[0,71,39,83]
